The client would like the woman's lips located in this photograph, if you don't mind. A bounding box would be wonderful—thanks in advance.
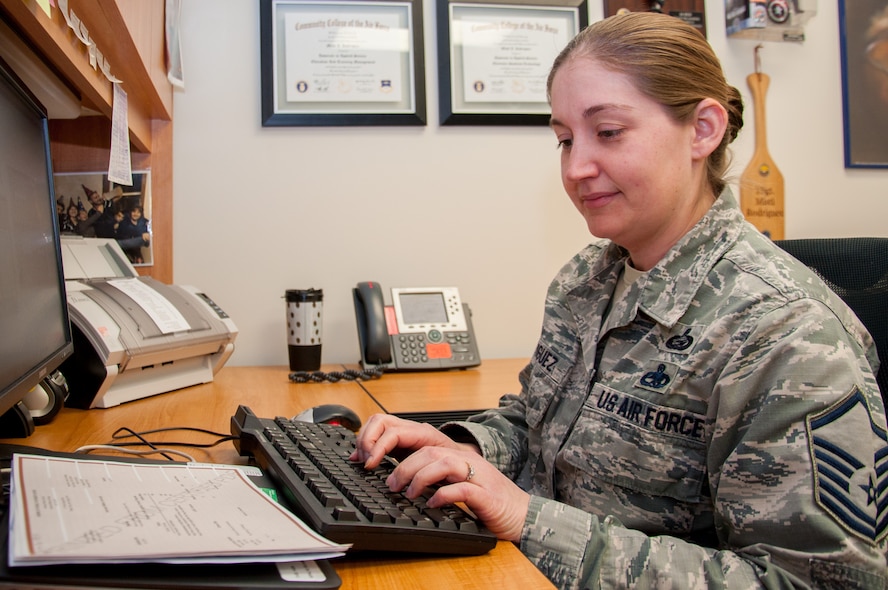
[580,191,618,209]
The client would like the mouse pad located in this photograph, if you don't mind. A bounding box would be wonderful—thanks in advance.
[0,444,342,589]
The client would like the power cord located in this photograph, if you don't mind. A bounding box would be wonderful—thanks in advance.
[72,426,239,462]
[109,426,237,449]
[288,367,384,383]
[74,445,197,462]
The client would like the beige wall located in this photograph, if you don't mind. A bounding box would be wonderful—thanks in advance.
[173,0,888,367]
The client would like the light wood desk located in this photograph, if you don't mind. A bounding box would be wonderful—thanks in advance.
[2,362,553,590]
[358,357,527,415]
[5,366,380,466]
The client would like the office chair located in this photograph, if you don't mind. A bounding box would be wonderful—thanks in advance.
[774,238,888,409]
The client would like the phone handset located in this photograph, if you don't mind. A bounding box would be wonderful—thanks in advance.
[353,281,392,365]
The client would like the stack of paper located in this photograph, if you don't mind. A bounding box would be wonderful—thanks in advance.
[8,454,350,566]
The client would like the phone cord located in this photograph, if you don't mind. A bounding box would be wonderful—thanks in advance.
[288,367,384,383]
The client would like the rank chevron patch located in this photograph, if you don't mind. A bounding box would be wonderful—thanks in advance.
[807,387,888,544]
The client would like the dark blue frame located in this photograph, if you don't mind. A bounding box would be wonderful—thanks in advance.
[839,0,888,168]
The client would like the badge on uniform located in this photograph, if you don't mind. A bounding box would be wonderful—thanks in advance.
[659,323,703,355]
[807,387,888,544]
[636,360,679,394]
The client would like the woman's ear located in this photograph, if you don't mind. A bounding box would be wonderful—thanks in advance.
[691,98,728,159]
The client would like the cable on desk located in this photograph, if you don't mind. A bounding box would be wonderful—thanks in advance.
[74,445,196,462]
[288,367,384,383]
[110,426,237,448]
[78,426,241,462]
[105,426,181,461]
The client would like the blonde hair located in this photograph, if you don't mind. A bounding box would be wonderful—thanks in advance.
[547,12,743,195]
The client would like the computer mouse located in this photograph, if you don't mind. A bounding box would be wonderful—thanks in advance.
[293,404,362,432]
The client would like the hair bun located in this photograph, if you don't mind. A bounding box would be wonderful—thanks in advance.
[725,86,745,144]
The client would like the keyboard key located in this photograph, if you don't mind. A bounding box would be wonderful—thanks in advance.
[333,506,359,521]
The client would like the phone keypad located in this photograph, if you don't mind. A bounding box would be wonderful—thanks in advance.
[397,334,429,365]
[395,332,477,367]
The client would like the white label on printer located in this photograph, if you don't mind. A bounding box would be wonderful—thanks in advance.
[108,278,191,334]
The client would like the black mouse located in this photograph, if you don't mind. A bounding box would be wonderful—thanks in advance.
[293,404,362,432]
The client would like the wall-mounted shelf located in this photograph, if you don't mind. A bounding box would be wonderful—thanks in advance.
[0,0,173,283]
[725,0,817,44]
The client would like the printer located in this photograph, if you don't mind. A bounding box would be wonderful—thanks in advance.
[59,236,237,409]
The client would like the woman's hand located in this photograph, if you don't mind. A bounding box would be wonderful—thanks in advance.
[387,445,530,543]
[350,413,530,542]
[350,413,470,468]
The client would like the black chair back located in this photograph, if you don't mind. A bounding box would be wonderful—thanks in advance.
[775,238,888,409]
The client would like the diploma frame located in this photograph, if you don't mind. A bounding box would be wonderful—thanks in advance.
[260,0,426,126]
[438,0,587,125]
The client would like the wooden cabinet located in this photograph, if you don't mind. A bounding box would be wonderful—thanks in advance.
[0,0,173,282]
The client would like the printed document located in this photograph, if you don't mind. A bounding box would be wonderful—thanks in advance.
[8,454,350,566]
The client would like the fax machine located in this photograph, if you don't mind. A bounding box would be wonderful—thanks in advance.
[59,236,237,409]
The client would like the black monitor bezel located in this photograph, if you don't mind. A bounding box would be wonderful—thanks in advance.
[0,54,74,421]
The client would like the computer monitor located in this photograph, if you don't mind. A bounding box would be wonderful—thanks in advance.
[0,55,73,437]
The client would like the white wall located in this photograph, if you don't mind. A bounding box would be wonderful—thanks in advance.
[173,0,888,367]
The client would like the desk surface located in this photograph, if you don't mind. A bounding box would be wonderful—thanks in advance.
[360,358,526,415]
[3,359,552,590]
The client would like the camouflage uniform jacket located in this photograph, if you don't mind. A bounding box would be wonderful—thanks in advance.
[444,191,888,589]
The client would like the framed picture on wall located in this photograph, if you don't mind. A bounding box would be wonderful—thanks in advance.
[839,0,888,168]
[259,0,426,126]
[437,0,588,125]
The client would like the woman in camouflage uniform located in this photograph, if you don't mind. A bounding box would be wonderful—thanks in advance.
[353,12,887,589]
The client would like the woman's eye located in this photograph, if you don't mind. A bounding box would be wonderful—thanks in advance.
[598,128,624,140]
[556,138,572,150]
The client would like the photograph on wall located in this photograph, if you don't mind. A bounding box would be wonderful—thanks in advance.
[840,0,888,168]
[53,171,153,266]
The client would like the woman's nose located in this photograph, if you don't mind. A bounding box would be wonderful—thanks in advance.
[563,143,600,182]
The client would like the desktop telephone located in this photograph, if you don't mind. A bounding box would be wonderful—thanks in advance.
[352,282,481,371]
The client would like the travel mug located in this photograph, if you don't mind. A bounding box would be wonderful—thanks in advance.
[286,288,323,371]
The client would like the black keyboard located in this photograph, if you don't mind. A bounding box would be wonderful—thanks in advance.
[230,405,497,555]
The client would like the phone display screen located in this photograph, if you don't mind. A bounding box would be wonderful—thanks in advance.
[398,293,448,325]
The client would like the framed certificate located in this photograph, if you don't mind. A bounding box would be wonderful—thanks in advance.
[260,0,426,126]
[438,0,587,125]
